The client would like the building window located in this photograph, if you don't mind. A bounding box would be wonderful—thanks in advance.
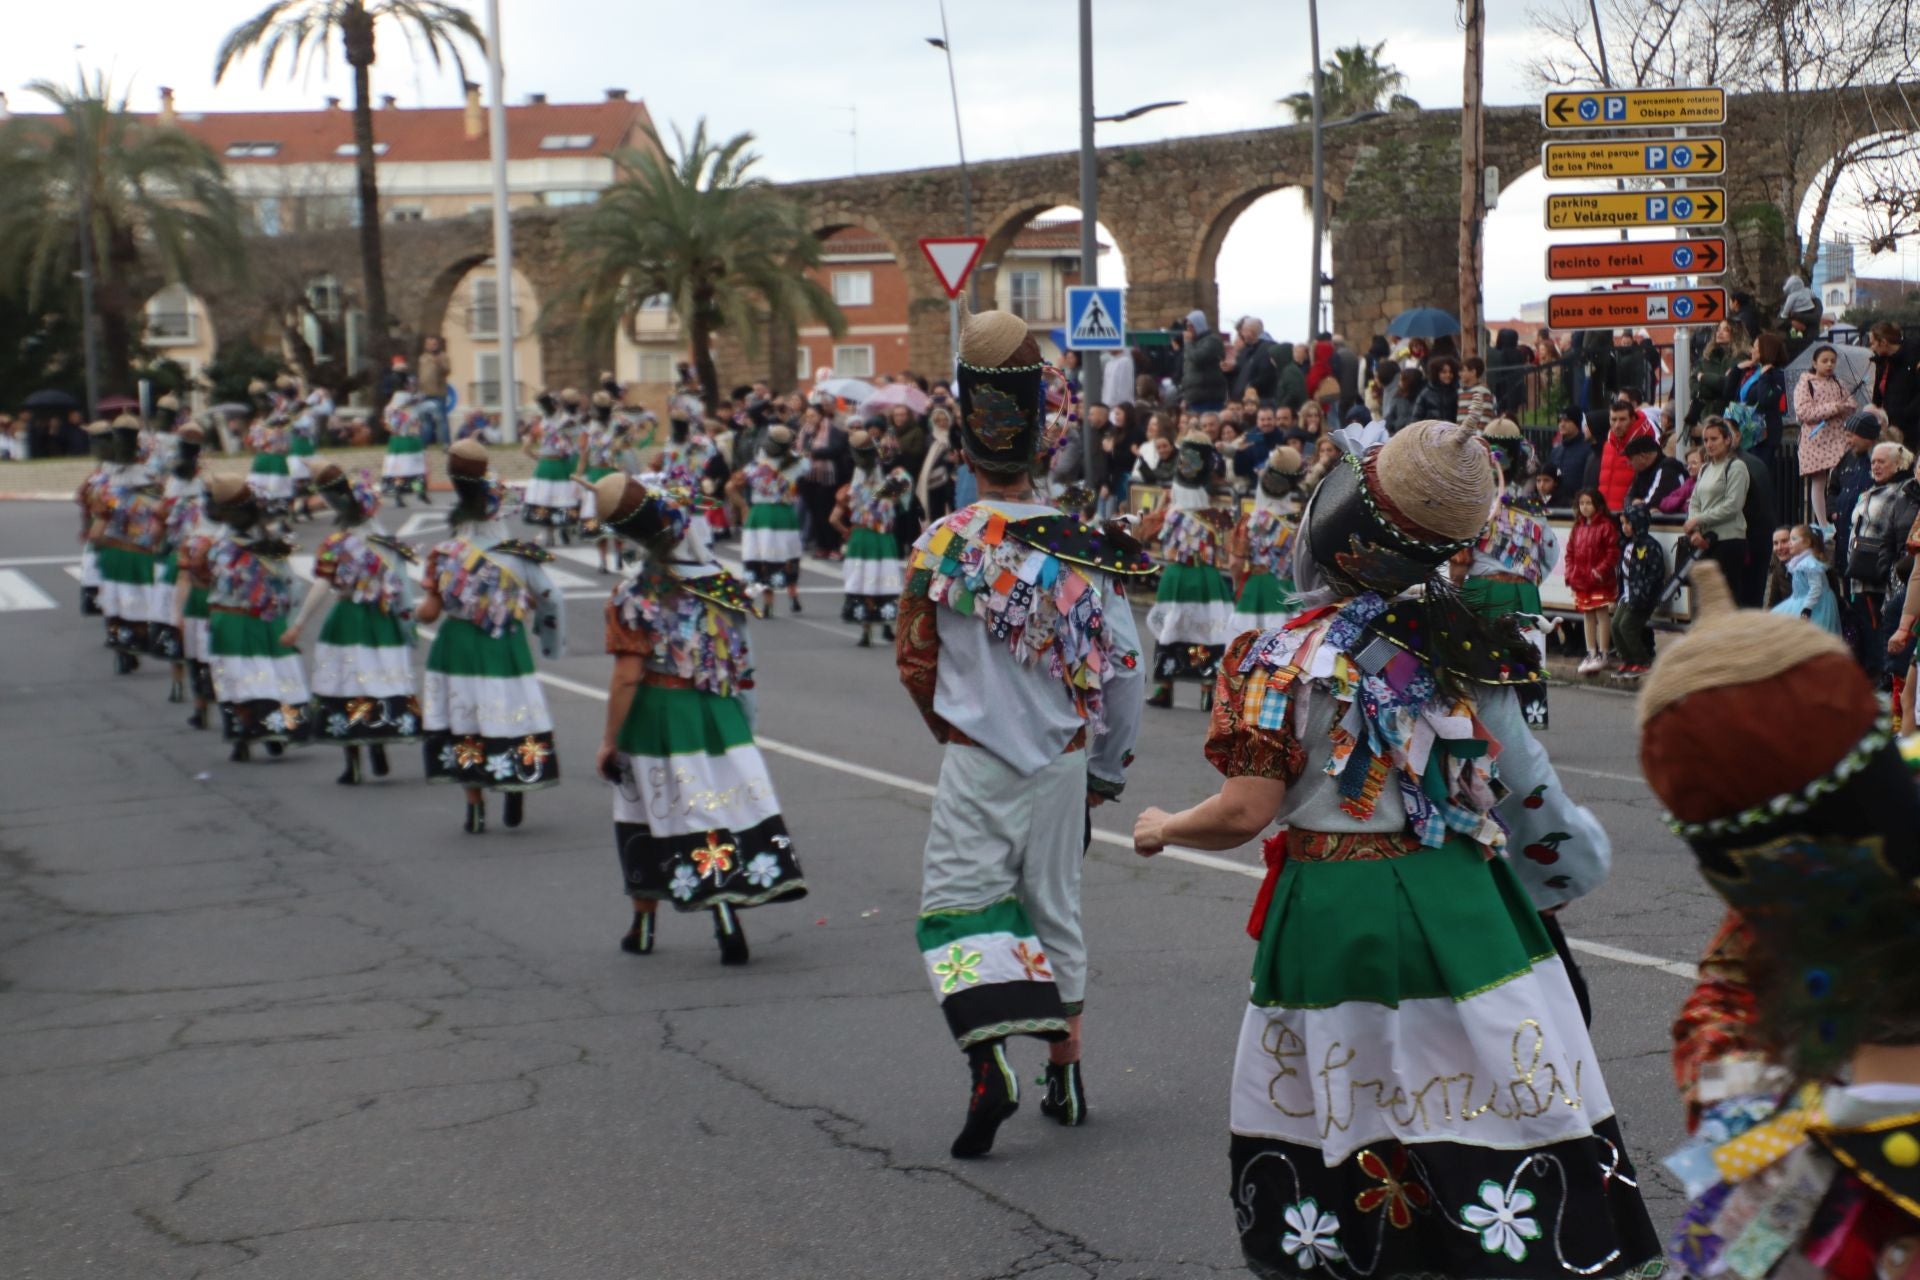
[640,293,672,311]
[798,348,813,383]
[306,275,343,322]
[333,142,389,157]
[541,189,600,207]
[636,350,677,384]
[145,284,196,345]
[253,196,283,237]
[468,278,500,338]
[224,141,281,158]
[1008,270,1043,321]
[538,134,595,151]
[831,271,873,307]
[832,345,875,378]
[473,352,501,409]
[388,206,425,223]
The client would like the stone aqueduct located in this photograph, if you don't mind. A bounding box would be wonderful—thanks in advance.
[199,90,1898,394]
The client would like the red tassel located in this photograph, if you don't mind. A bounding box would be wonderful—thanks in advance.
[1246,830,1289,941]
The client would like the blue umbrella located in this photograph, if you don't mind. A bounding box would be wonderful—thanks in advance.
[1387,307,1461,339]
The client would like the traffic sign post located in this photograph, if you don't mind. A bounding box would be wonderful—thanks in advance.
[1544,188,1724,230]
[1541,87,1725,129]
[1546,287,1726,329]
[920,236,988,375]
[1065,286,1126,352]
[1545,237,1726,281]
[1542,137,1723,179]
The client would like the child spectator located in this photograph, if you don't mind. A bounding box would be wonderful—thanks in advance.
[1566,487,1621,674]
[1456,357,1498,431]
[1770,522,1841,634]
[1659,445,1704,515]
[1611,503,1667,677]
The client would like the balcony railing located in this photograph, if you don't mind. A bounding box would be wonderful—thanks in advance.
[147,311,196,344]
[468,379,525,411]
[467,306,500,338]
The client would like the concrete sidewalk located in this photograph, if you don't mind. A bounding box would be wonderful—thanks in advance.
[0,443,539,501]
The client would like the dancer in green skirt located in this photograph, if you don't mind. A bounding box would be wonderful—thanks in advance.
[279,465,420,786]
[201,474,312,762]
[380,392,430,506]
[416,440,564,835]
[520,389,582,543]
[1132,422,1658,1280]
[831,429,912,647]
[728,425,805,617]
[1226,445,1305,635]
[1140,431,1236,709]
[87,416,167,675]
[575,391,638,573]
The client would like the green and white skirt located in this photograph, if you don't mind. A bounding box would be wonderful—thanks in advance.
[147,553,184,660]
[381,435,427,492]
[96,544,158,652]
[1148,561,1234,681]
[311,599,420,744]
[420,617,558,791]
[521,457,580,527]
[182,586,213,699]
[612,683,804,910]
[577,465,619,535]
[841,526,901,613]
[287,433,317,484]
[209,610,313,744]
[249,453,294,502]
[742,503,803,581]
[1232,570,1297,634]
[1228,836,1661,1279]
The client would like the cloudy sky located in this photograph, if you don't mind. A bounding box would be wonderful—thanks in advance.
[6,1,1908,337]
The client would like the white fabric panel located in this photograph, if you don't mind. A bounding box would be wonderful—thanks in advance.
[420,670,553,737]
[311,642,417,698]
[612,742,784,837]
[211,652,311,705]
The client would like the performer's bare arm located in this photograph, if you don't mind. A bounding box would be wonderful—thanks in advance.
[1132,776,1286,855]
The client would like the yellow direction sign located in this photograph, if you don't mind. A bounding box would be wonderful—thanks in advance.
[1543,137,1725,180]
[1542,87,1726,129]
[1544,188,1725,231]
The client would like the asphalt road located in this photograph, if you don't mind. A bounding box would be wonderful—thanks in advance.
[0,498,1718,1279]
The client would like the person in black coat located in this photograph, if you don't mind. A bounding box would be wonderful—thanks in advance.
[1731,331,1789,465]
[1869,321,1920,439]
[1735,438,1779,609]
[1409,356,1460,422]
[1486,327,1527,418]
[1623,435,1687,509]
[1548,409,1596,493]
[1226,318,1281,405]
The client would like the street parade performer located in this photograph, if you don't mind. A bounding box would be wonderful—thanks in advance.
[279,465,421,787]
[593,470,806,965]
[415,439,564,835]
[76,420,113,616]
[521,389,583,541]
[830,428,912,648]
[245,399,295,529]
[1461,417,1558,728]
[897,300,1151,1159]
[379,390,430,506]
[88,414,167,675]
[1227,445,1306,634]
[200,473,312,761]
[576,391,636,574]
[1643,563,1920,1277]
[730,424,806,618]
[1131,420,1661,1279]
[1140,430,1237,709]
[154,422,210,702]
[168,448,220,733]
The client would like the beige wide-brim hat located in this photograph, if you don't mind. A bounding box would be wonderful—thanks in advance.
[447,438,491,478]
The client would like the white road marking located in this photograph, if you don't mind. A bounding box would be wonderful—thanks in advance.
[1556,764,1647,785]
[0,568,56,611]
[0,554,83,568]
[524,668,1695,982]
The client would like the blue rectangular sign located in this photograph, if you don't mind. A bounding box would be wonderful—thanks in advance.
[1065,286,1126,351]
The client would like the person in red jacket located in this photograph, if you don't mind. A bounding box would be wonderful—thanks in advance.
[1566,487,1621,674]
[1595,397,1655,512]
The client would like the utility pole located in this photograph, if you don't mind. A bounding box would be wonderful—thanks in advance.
[483,0,518,441]
[1459,0,1486,360]
[1076,0,1099,486]
[75,95,103,419]
[1306,0,1326,343]
[931,1,979,307]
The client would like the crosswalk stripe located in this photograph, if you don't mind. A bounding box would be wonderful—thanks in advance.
[0,568,57,612]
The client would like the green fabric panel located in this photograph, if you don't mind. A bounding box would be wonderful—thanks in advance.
[1236,572,1295,613]
[1154,561,1234,605]
[386,436,425,455]
[319,600,411,648]
[746,504,800,531]
[210,610,298,659]
[425,617,534,677]
[585,466,618,482]
[532,457,575,481]
[843,528,897,561]
[96,545,157,585]
[1460,576,1543,620]
[250,455,291,476]
[184,587,211,619]
[616,683,754,756]
[289,437,317,457]
[158,553,180,585]
[915,896,1037,952]
[1248,838,1555,1009]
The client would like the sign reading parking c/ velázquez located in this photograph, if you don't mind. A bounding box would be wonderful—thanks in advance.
[1544,188,1724,230]
[1542,137,1725,179]
[1541,87,1726,129]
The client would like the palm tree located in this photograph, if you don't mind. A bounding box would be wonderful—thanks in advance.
[1281,42,1421,123]
[556,121,844,409]
[0,74,246,395]
[215,1,483,369]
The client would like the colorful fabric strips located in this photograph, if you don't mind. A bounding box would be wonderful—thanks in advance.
[910,504,1118,732]
[423,539,534,638]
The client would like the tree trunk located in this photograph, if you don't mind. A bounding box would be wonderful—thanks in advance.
[343,4,390,390]
[689,305,721,412]
[1458,0,1485,361]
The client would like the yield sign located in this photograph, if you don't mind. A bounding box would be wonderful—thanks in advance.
[919,236,986,300]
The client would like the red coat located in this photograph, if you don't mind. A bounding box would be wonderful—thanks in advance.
[1596,422,1655,511]
[1564,514,1620,595]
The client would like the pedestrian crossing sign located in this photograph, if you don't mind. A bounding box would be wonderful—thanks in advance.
[1065,286,1126,351]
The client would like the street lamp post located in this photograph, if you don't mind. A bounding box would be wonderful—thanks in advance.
[927,6,977,308]
[1077,0,1100,487]
[482,0,518,440]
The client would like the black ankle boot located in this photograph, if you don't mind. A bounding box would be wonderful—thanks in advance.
[1146,684,1173,709]
[790,596,802,614]
[951,1042,1020,1159]
[620,911,656,955]
[264,741,285,758]
[368,745,390,777]
[81,587,101,616]
[168,675,185,703]
[464,800,485,835]
[337,747,362,786]
[230,742,251,763]
[503,792,524,828]
[712,902,750,965]
[882,623,895,641]
[394,493,407,509]
[188,707,207,731]
[1039,1061,1088,1127]
[856,629,872,648]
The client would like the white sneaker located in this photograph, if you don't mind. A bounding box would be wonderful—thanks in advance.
[1576,653,1599,674]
